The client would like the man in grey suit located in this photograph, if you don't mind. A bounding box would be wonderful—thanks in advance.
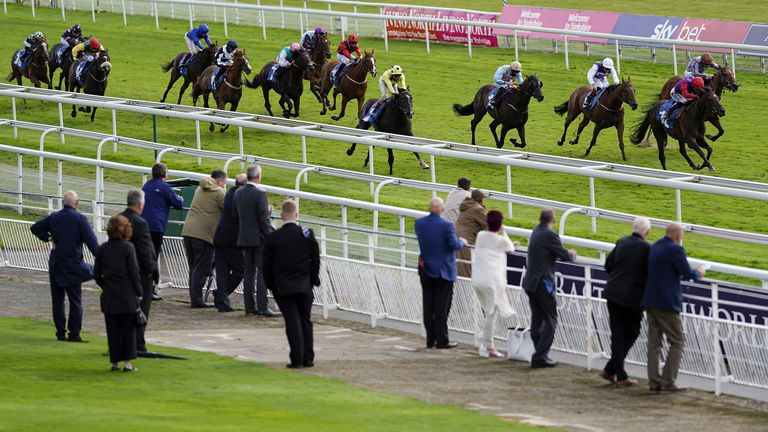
[234,165,280,317]
[522,209,577,368]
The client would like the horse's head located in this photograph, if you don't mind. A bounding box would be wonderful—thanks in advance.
[363,50,376,77]
[618,78,638,110]
[394,89,414,119]
[700,88,726,117]
[36,41,49,62]
[316,33,331,60]
[716,65,739,92]
[205,43,219,62]
[522,74,544,102]
[97,50,112,73]
[234,50,252,75]
[294,49,315,73]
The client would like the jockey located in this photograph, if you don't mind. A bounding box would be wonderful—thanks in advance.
[488,61,523,109]
[213,40,238,87]
[301,27,325,53]
[20,32,45,64]
[363,65,406,122]
[661,76,705,128]
[584,57,619,108]
[684,53,720,81]
[71,38,105,81]
[185,24,211,55]
[60,24,82,46]
[334,34,361,81]
[277,42,302,68]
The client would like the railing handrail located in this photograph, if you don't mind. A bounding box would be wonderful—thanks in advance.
[306,0,500,16]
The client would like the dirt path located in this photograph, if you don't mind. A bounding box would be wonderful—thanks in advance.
[2,268,767,431]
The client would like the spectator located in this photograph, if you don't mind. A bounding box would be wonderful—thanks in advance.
[181,170,227,308]
[600,216,651,387]
[643,223,706,392]
[213,173,247,312]
[234,165,280,317]
[471,210,517,358]
[443,177,471,224]
[93,215,142,372]
[415,197,465,349]
[119,190,158,353]
[521,209,577,368]
[141,163,184,299]
[263,200,321,369]
[30,190,99,342]
[456,189,488,278]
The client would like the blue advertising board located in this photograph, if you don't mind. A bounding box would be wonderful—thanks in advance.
[608,14,683,47]
[740,24,768,57]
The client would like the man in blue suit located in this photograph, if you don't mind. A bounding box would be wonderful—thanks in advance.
[30,191,100,342]
[643,223,706,392]
[415,197,465,349]
[213,173,247,312]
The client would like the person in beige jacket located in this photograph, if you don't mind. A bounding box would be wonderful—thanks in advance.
[181,170,227,308]
[456,189,488,278]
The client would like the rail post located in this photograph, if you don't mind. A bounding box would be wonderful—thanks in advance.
[16,154,23,214]
[194,121,202,165]
[564,35,569,70]
[57,103,65,144]
[672,44,678,76]
[90,0,96,22]
[711,282,722,396]
[506,165,513,218]
[222,5,228,37]
[589,177,596,234]
[614,40,621,75]
[584,265,595,371]
[234,0,239,25]
[381,7,389,52]
[154,1,159,30]
[56,160,63,208]
[513,30,518,61]
[121,0,127,26]
[301,136,308,182]
[38,127,59,191]
[353,4,359,33]
[730,48,736,78]
[11,97,17,138]
[675,189,682,222]
[238,126,244,170]
[30,0,35,18]
[3,0,6,16]
[341,205,348,259]
[425,22,431,54]
[188,3,193,29]
[399,215,406,267]
[279,0,285,28]
[368,145,375,195]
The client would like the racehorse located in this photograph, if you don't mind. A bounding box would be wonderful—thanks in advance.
[245,49,314,118]
[49,38,83,91]
[67,50,111,122]
[7,41,51,88]
[657,65,738,142]
[630,88,725,171]
[160,43,218,104]
[319,50,376,121]
[303,33,332,108]
[347,89,429,174]
[193,50,252,133]
[554,79,638,161]
[452,75,545,148]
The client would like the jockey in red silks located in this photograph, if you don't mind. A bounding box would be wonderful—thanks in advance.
[661,76,705,128]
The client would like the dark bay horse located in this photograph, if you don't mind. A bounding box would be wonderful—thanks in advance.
[319,50,376,121]
[160,43,218,104]
[8,42,51,88]
[193,50,252,133]
[630,88,725,171]
[554,79,638,161]
[49,39,82,91]
[304,33,332,107]
[452,75,544,148]
[347,89,429,174]
[657,66,738,142]
[67,50,111,122]
[245,50,314,118]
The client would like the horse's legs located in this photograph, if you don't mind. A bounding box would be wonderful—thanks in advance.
[496,124,511,149]
[557,112,577,146]
[512,125,527,148]
[57,71,66,91]
[488,118,502,148]
[90,106,98,123]
[615,122,627,161]
[688,139,715,171]
[584,125,603,158]
[262,86,274,117]
[331,95,350,121]
[570,117,591,145]
[346,143,358,156]
[221,99,238,132]
[162,71,181,103]
[329,89,340,111]
[705,117,725,142]
[387,148,394,175]
[291,94,301,118]
[676,139,702,170]
[413,152,429,169]
[470,110,486,146]
[70,86,80,118]
[177,78,191,105]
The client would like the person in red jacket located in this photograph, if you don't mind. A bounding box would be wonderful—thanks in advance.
[333,34,362,82]
[660,76,704,128]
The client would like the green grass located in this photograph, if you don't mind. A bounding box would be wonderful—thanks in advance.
[0,4,767,283]
[0,317,542,431]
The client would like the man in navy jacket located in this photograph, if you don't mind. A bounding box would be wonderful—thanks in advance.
[415,198,465,349]
[213,173,247,312]
[30,191,99,342]
[642,223,706,392]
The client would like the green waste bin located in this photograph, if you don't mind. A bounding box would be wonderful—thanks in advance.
[164,178,200,237]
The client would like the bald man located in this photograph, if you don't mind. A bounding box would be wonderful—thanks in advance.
[31,191,100,342]
[414,197,466,349]
[642,223,706,392]
[213,173,248,312]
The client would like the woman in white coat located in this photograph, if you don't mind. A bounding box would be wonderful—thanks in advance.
[471,210,518,358]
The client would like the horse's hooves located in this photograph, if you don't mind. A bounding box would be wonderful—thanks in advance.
[54,86,61,91]
[569,140,578,145]
[70,111,77,118]
[514,143,526,148]
[705,134,719,142]
[557,141,564,147]
[209,124,215,132]
[420,163,430,170]
[85,107,92,113]
[331,116,340,121]
[78,107,85,112]
[346,148,354,156]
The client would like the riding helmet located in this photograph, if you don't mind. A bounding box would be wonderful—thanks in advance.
[691,76,705,89]
[510,61,522,72]
[391,65,403,75]
[73,24,81,33]
[89,38,100,49]
[348,34,358,43]
[227,40,238,50]
[601,57,614,70]
[315,27,325,35]
[198,24,209,33]
[701,53,714,65]
[34,31,44,40]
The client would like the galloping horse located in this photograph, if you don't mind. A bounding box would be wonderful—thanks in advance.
[452,75,544,148]
[193,50,252,133]
[49,38,83,91]
[160,43,218,104]
[303,33,332,108]
[347,89,429,174]
[630,88,725,171]
[67,50,112,122]
[657,66,738,142]
[245,49,314,118]
[554,79,638,161]
[319,51,376,121]
[8,42,51,88]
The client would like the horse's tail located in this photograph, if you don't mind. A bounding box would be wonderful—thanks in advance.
[630,104,655,145]
[452,102,473,116]
[161,59,174,73]
[245,76,262,89]
[5,72,14,81]
[553,101,569,116]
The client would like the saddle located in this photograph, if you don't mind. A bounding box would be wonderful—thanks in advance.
[54,45,71,63]
[179,53,195,77]
[331,62,351,85]
[209,67,227,92]
[74,61,90,85]
[13,50,29,74]
[267,64,282,89]
[583,87,607,111]
[362,98,391,125]
[657,99,684,132]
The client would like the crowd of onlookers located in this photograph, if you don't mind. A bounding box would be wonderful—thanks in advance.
[29,169,706,390]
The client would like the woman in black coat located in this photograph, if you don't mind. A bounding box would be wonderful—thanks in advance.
[93,215,143,372]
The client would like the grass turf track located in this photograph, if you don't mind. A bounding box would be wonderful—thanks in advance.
[0,316,546,431]
[0,4,766,283]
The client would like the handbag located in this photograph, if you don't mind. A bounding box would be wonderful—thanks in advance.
[507,326,535,362]
[135,307,147,327]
